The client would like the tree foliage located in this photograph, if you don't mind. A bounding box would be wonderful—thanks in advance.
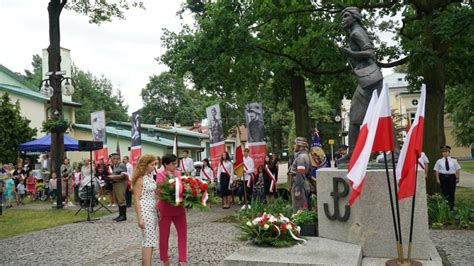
[22,54,43,87]
[71,66,129,123]
[0,93,37,163]
[140,72,204,125]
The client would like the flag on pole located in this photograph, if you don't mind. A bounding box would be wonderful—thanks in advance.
[310,129,327,178]
[115,135,121,157]
[173,131,178,156]
[234,127,244,178]
[372,84,395,152]
[347,86,389,205]
[396,85,426,200]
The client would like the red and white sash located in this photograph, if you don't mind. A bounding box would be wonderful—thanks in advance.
[180,159,187,174]
[221,161,233,189]
[202,167,212,181]
[264,165,277,192]
[175,175,184,206]
[244,164,254,187]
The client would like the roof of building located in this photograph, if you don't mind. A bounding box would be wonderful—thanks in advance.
[0,64,38,91]
[384,73,409,89]
[0,64,81,107]
[0,83,82,107]
[73,123,204,150]
[109,121,209,139]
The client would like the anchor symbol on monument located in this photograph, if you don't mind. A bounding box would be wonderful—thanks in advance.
[324,177,351,222]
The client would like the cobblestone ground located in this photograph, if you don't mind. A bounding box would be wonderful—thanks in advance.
[430,230,474,265]
[0,205,244,265]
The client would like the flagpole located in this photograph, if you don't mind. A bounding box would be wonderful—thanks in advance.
[383,151,401,262]
[391,152,404,264]
[407,154,421,264]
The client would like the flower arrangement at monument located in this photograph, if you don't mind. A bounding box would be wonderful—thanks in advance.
[239,212,305,247]
[158,175,209,210]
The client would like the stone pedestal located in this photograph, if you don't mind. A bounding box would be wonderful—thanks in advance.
[224,237,362,266]
[317,168,434,260]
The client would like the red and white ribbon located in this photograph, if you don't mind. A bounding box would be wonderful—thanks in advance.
[201,190,208,206]
[202,167,212,181]
[244,164,254,187]
[175,176,184,206]
[221,162,233,189]
[264,165,277,192]
[180,159,187,174]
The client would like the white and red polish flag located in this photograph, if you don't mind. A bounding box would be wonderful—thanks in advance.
[347,90,379,205]
[348,84,393,205]
[372,84,395,152]
[396,85,426,200]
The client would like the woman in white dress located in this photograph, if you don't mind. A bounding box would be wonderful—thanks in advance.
[200,158,214,182]
[132,154,159,266]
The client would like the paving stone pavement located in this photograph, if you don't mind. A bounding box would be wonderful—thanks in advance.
[0,206,244,265]
[430,230,474,266]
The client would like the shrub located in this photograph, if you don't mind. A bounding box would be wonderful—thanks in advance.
[427,194,451,228]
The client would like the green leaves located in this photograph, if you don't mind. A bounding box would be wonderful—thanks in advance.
[0,92,37,163]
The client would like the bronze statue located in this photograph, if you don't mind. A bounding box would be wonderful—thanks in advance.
[340,7,383,159]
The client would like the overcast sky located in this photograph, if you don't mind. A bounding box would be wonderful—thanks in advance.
[0,0,192,114]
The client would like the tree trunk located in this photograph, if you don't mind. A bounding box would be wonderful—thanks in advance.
[290,71,310,141]
[48,0,65,208]
[423,60,446,195]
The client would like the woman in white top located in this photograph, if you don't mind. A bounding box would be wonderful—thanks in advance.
[200,158,214,182]
[132,154,158,266]
[217,152,234,209]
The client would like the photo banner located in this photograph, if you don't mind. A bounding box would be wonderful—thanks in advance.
[91,110,108,165]
[206,104,226,172]
[130,110,142,166]
[245,102,266,168]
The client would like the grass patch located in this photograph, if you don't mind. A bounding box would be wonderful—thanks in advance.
[0,209,111,239]
[456,187,474,204]
[460,161,474,174]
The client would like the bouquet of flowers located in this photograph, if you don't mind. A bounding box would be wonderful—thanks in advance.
[239,212,305,247]
[157,175,210,210]
[291,209,318,225]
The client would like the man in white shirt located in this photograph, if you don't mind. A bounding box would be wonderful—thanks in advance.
[242,148,254,204]
[434,145,461,210]
[122,156,134,208]
[179,150,194,176]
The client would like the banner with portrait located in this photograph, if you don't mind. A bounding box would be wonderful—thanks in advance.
[206,104,226,171]
[91,110,108,165]
[130,110,142,166]
[245,102,266,168]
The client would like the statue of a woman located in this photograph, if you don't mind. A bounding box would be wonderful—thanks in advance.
[340,7,383,160]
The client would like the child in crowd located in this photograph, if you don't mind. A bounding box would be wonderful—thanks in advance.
[252,165,265,203]
[72,166,82,203]
[36,178,46,201]
[48,173,58,202]
[4,174,15,208]
[17,182,26,205]
[26,174,37,200]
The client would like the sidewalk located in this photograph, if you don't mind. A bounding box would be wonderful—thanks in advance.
[0,205,243,265]
[458,170,474,188]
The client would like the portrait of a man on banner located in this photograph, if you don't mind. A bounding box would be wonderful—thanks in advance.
[206,104,225,144]
[91,111,106,144]
[245,102,264,143]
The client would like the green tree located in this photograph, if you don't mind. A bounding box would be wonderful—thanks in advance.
[71,66,129,123]
[160,1,353,140]
[140,72,203,125]
[23,54,43,87]
[0,93,37,163]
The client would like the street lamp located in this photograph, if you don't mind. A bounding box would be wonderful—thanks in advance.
[40,71,75,209]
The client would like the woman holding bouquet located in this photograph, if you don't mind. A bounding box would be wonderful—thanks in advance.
[132,154,158,266]
[217,152,234,209]
[156,154,187,266]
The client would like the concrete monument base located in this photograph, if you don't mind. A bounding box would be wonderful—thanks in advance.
[317,168,434,260]
[223,237,362,266]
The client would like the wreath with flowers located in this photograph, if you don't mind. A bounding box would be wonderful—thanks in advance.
[239,212,306,247]
[157,174,210,211]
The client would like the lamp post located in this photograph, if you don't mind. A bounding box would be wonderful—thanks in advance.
[40,72,75,209]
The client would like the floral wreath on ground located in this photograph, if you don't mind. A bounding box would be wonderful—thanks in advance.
[157,174,210,211]
[239,212,306,247]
